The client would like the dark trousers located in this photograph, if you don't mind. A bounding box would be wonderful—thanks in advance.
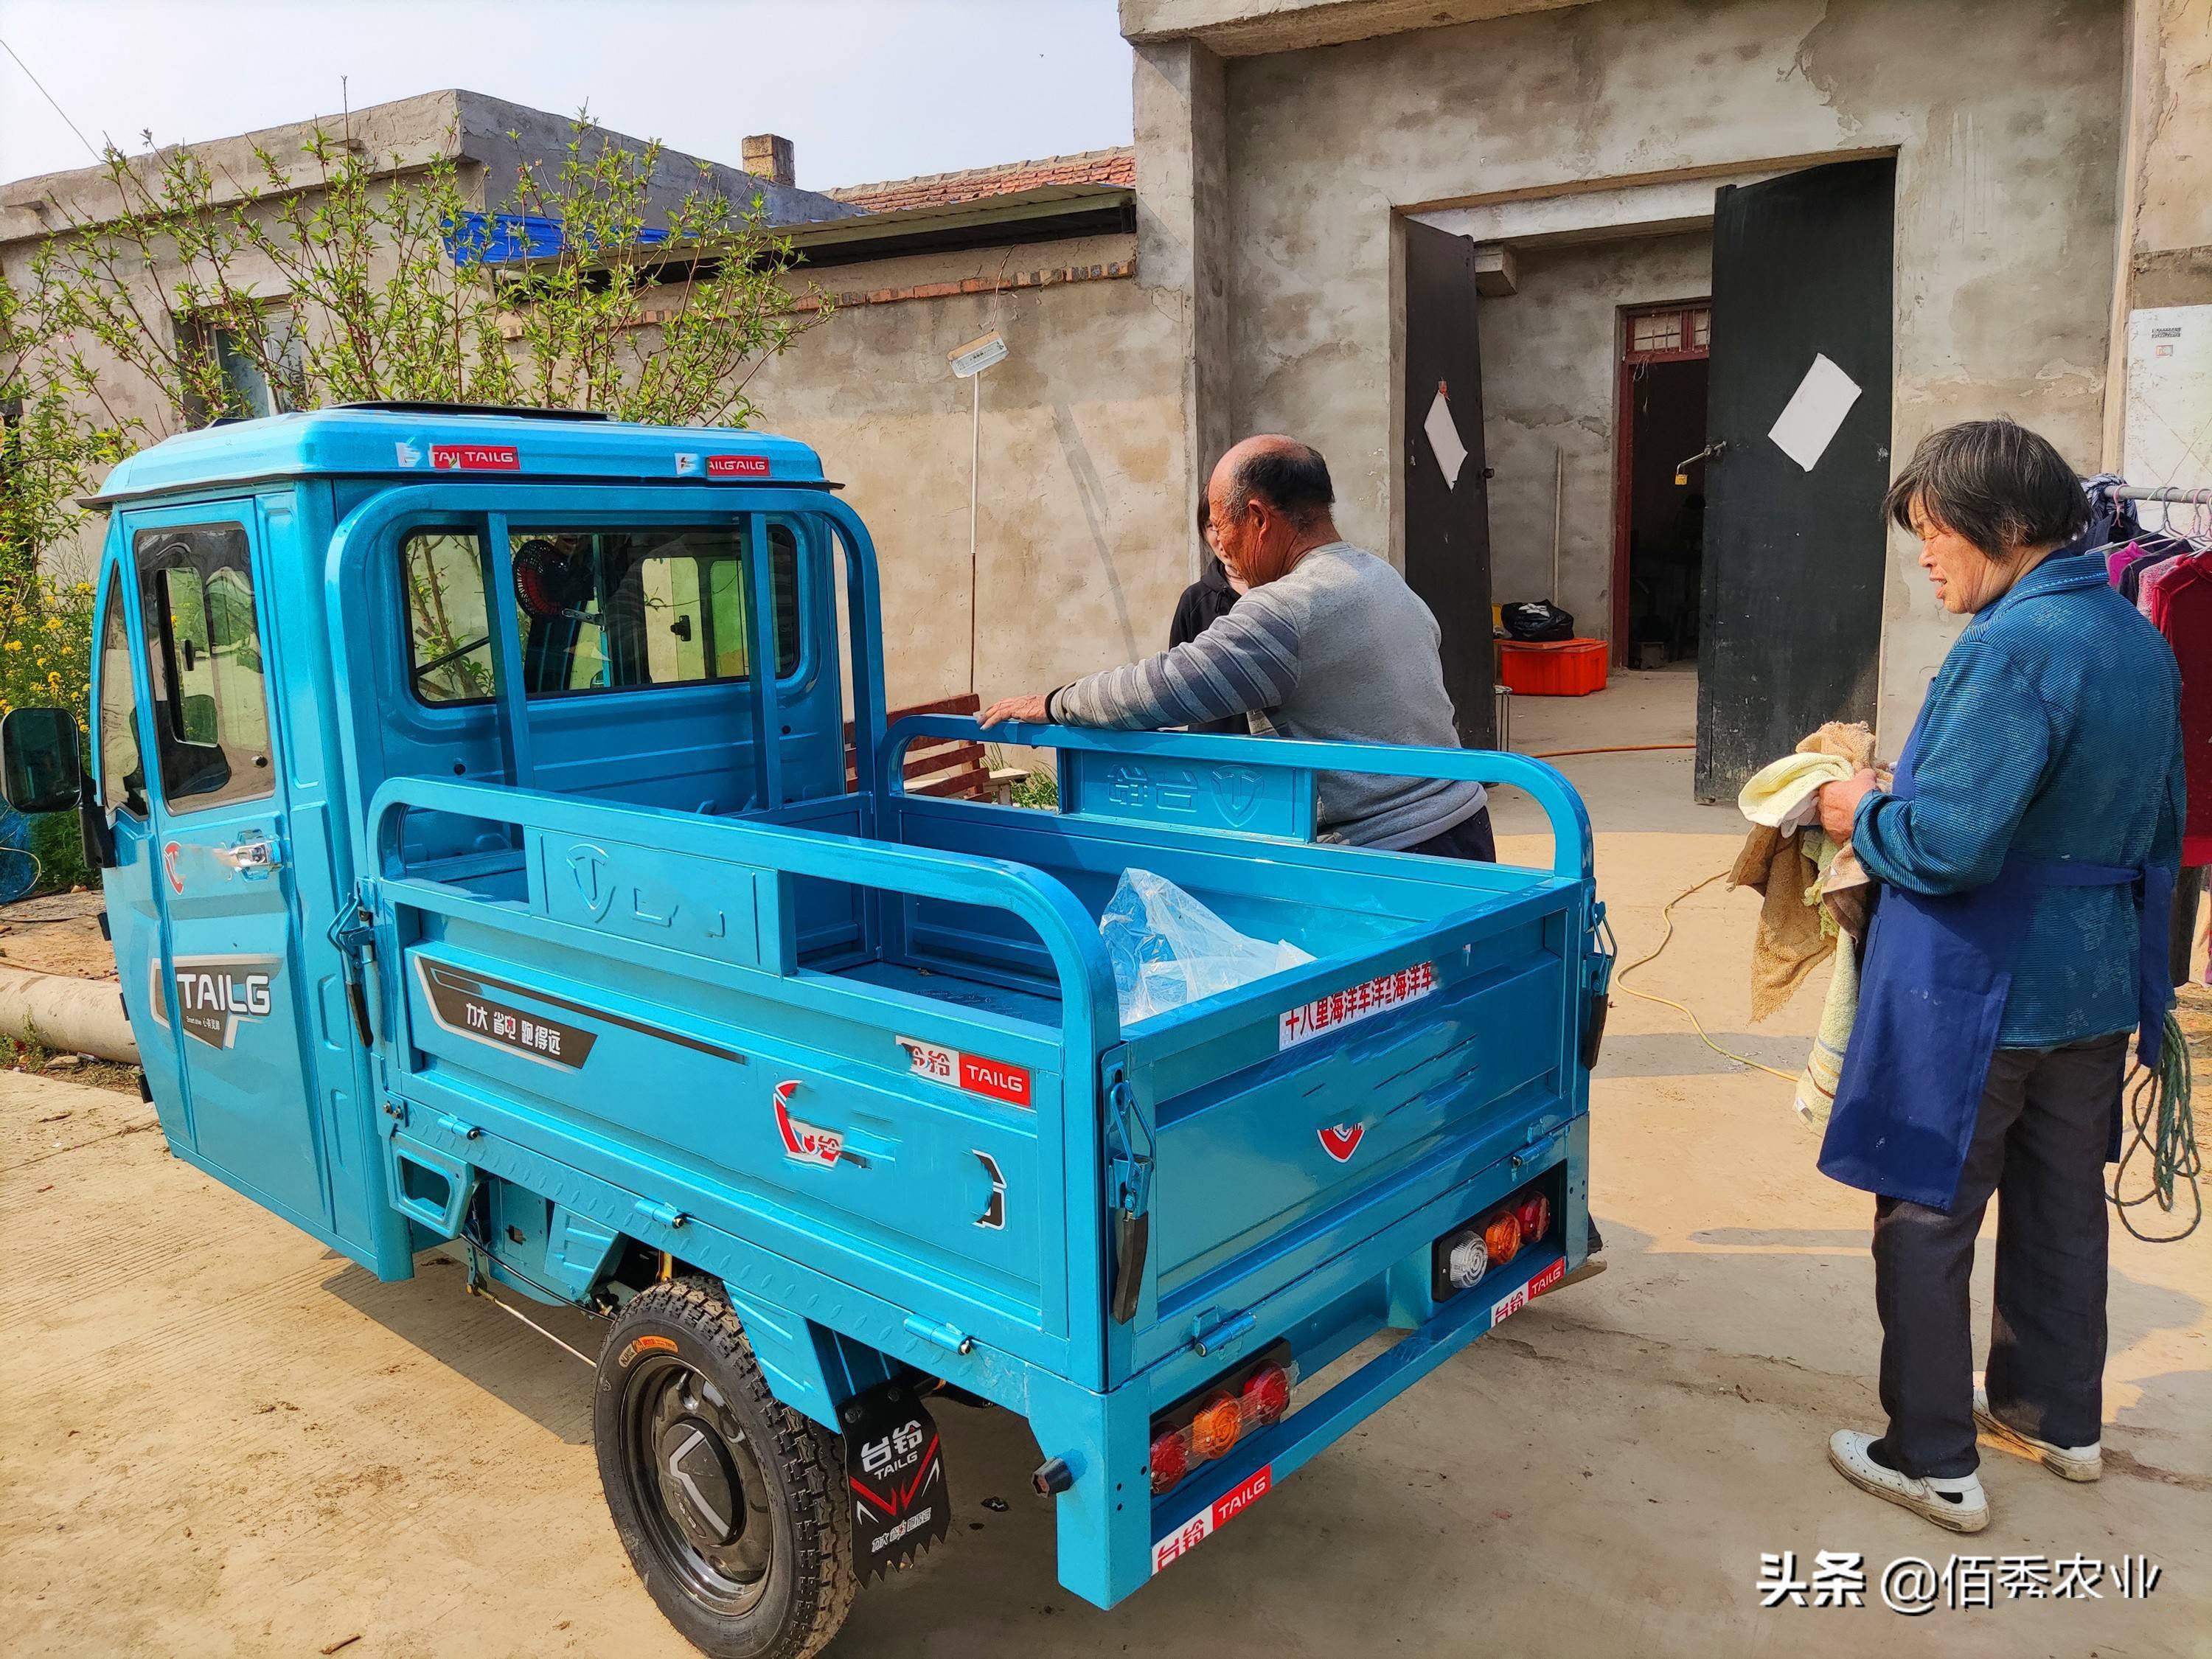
[1404,806,1496,863]
[1871,1032,2125,1478]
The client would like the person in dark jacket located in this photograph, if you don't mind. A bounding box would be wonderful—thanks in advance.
[1169,496,1246,735]
[1815,419,2184,1534]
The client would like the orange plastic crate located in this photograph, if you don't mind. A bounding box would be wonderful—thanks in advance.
[1495,636,1608,697]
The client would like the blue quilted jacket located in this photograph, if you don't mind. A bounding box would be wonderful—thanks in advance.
[1852,552,2185,1048]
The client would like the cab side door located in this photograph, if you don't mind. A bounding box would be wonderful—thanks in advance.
[128,503,333,1235]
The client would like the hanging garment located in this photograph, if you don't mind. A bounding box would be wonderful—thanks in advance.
[2080,474,2144,552]
[1730,722,1877,1020]
[1818,714,2170,1208]
[2140,552,2212,865]
[2119,537,2188,605]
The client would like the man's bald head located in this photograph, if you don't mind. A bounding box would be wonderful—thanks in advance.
[1206,435,1339,589]
[1211,435,1335,531]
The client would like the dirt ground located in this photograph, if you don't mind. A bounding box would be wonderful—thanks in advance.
[0,888,118,981]
[1,671,2205,1658]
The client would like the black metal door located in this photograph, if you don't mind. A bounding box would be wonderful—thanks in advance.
[1402,218,1495,747]
[1697,159,1895,799]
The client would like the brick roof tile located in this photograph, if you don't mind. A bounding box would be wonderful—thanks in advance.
[827,147,1133,213]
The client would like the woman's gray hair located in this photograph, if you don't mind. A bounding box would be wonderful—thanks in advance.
[1883,418,2089,557]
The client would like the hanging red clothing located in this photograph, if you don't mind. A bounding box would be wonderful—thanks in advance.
[2143,553,2212,865]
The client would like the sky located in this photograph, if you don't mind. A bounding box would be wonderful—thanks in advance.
[0,0,1134,191]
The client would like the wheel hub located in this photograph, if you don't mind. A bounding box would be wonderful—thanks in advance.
[622,1354,776,1615]
[657,1416,742,1548]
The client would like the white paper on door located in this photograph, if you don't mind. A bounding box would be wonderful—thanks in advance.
[1422,384,1469,490]
[1767,353,1863,472]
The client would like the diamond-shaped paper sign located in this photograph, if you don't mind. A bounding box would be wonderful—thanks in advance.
[1423,382,1468,489]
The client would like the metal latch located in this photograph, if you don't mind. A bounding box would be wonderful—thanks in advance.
[1580,902,1617,1071]
[218,835,284,876]
[1104,1062,1155,1325]
[327,881,380,1047]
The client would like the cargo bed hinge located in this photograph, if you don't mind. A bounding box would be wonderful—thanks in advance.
[328,879,380,1048]
[1103,1059,1155,1326]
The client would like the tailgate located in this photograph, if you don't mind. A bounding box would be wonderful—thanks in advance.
[1119,883,1579,1371]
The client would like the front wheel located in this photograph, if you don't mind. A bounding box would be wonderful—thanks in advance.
[594,1279,856,1659]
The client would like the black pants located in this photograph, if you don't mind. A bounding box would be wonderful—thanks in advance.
[1871,1032,2126,1478]
[1404,806,1496,863]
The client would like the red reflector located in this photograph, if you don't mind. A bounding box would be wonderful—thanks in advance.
[1484,1211,1523,1265]
[1150,1427,1191,1495]
[1240,1363,1291,1427]
[1514,1192,1551,1245]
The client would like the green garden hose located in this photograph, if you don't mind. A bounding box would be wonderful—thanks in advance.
[2110,1010,2201,1242]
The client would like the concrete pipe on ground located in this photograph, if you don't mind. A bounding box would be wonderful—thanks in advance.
[0,966,139,1064]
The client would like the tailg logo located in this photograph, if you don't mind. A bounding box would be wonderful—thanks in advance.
[150,954,282,1049]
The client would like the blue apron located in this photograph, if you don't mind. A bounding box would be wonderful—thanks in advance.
[1818,716,2172,1212]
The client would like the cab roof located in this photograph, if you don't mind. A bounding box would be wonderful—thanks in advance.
[89,403,828,504]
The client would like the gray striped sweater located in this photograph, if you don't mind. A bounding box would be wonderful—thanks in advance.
[1049,543,1487,849]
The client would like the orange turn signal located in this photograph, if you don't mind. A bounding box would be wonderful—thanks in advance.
[1484,1211,1522,1265]
[1190,1393,1242,1461]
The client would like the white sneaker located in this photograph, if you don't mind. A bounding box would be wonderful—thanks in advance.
[1973,1387,2102,1482]
[1827,1430,1989,1533]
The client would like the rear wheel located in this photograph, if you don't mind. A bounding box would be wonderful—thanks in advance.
[594,1279,856,1659]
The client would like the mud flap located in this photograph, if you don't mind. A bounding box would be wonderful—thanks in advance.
[843,1380,950,1582]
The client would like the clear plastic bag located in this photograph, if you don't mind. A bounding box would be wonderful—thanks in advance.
[1099,869,1312,1026]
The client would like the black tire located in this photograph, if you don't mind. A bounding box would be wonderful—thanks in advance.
[594,1279,857,1659]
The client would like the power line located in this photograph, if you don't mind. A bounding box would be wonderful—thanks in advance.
[0,35,105,166]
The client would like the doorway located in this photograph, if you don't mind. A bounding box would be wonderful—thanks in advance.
[1612,301,1710,668]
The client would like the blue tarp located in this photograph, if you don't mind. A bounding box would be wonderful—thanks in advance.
[442,211,670,268]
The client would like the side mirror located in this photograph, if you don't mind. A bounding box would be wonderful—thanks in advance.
[0,707,85,816]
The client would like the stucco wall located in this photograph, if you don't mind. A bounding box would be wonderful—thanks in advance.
[742,234,1190,712]
[1214,0,2126,746]
[1476,230,1713,632]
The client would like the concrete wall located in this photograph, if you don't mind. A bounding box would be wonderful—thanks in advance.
[741,232,1191,712]
[1476,231,1713,630]
[1206,0,2126,745]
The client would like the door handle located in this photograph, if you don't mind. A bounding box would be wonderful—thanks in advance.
[216,836,284,877]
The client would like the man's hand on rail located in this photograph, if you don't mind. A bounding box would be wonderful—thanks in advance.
[980,693,1050,728]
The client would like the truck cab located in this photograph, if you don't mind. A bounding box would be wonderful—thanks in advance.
[1,405,1610,1659]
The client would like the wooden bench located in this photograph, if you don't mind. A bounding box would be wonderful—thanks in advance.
[846,693,1026,803]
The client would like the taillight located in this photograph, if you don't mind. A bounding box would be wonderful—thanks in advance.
[1150,1425,1192,1494]
[1444,1228,1489,1289]
[1240,1362,1292,1428]
[1484,1210,1522,1265]
[1514,1192,1551,1245]
[1190,1393,1242,1461]
[1149,1349,1298,1495]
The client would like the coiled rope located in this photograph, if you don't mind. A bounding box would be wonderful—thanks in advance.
[2110,1010,2201,1242]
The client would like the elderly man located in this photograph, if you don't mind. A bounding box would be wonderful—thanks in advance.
[981,434,1493,859]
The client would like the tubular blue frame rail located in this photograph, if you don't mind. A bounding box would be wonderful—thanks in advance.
[365,773,1123,1051]
[880,714,1596,880]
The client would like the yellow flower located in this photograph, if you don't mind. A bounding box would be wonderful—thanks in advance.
[45,618,64,632]
[2,640,19,653]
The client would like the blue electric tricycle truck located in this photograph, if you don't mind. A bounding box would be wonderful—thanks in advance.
[0,406,1610,1658]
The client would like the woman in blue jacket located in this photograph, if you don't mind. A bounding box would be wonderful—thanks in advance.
[1815,419,2183,1534]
